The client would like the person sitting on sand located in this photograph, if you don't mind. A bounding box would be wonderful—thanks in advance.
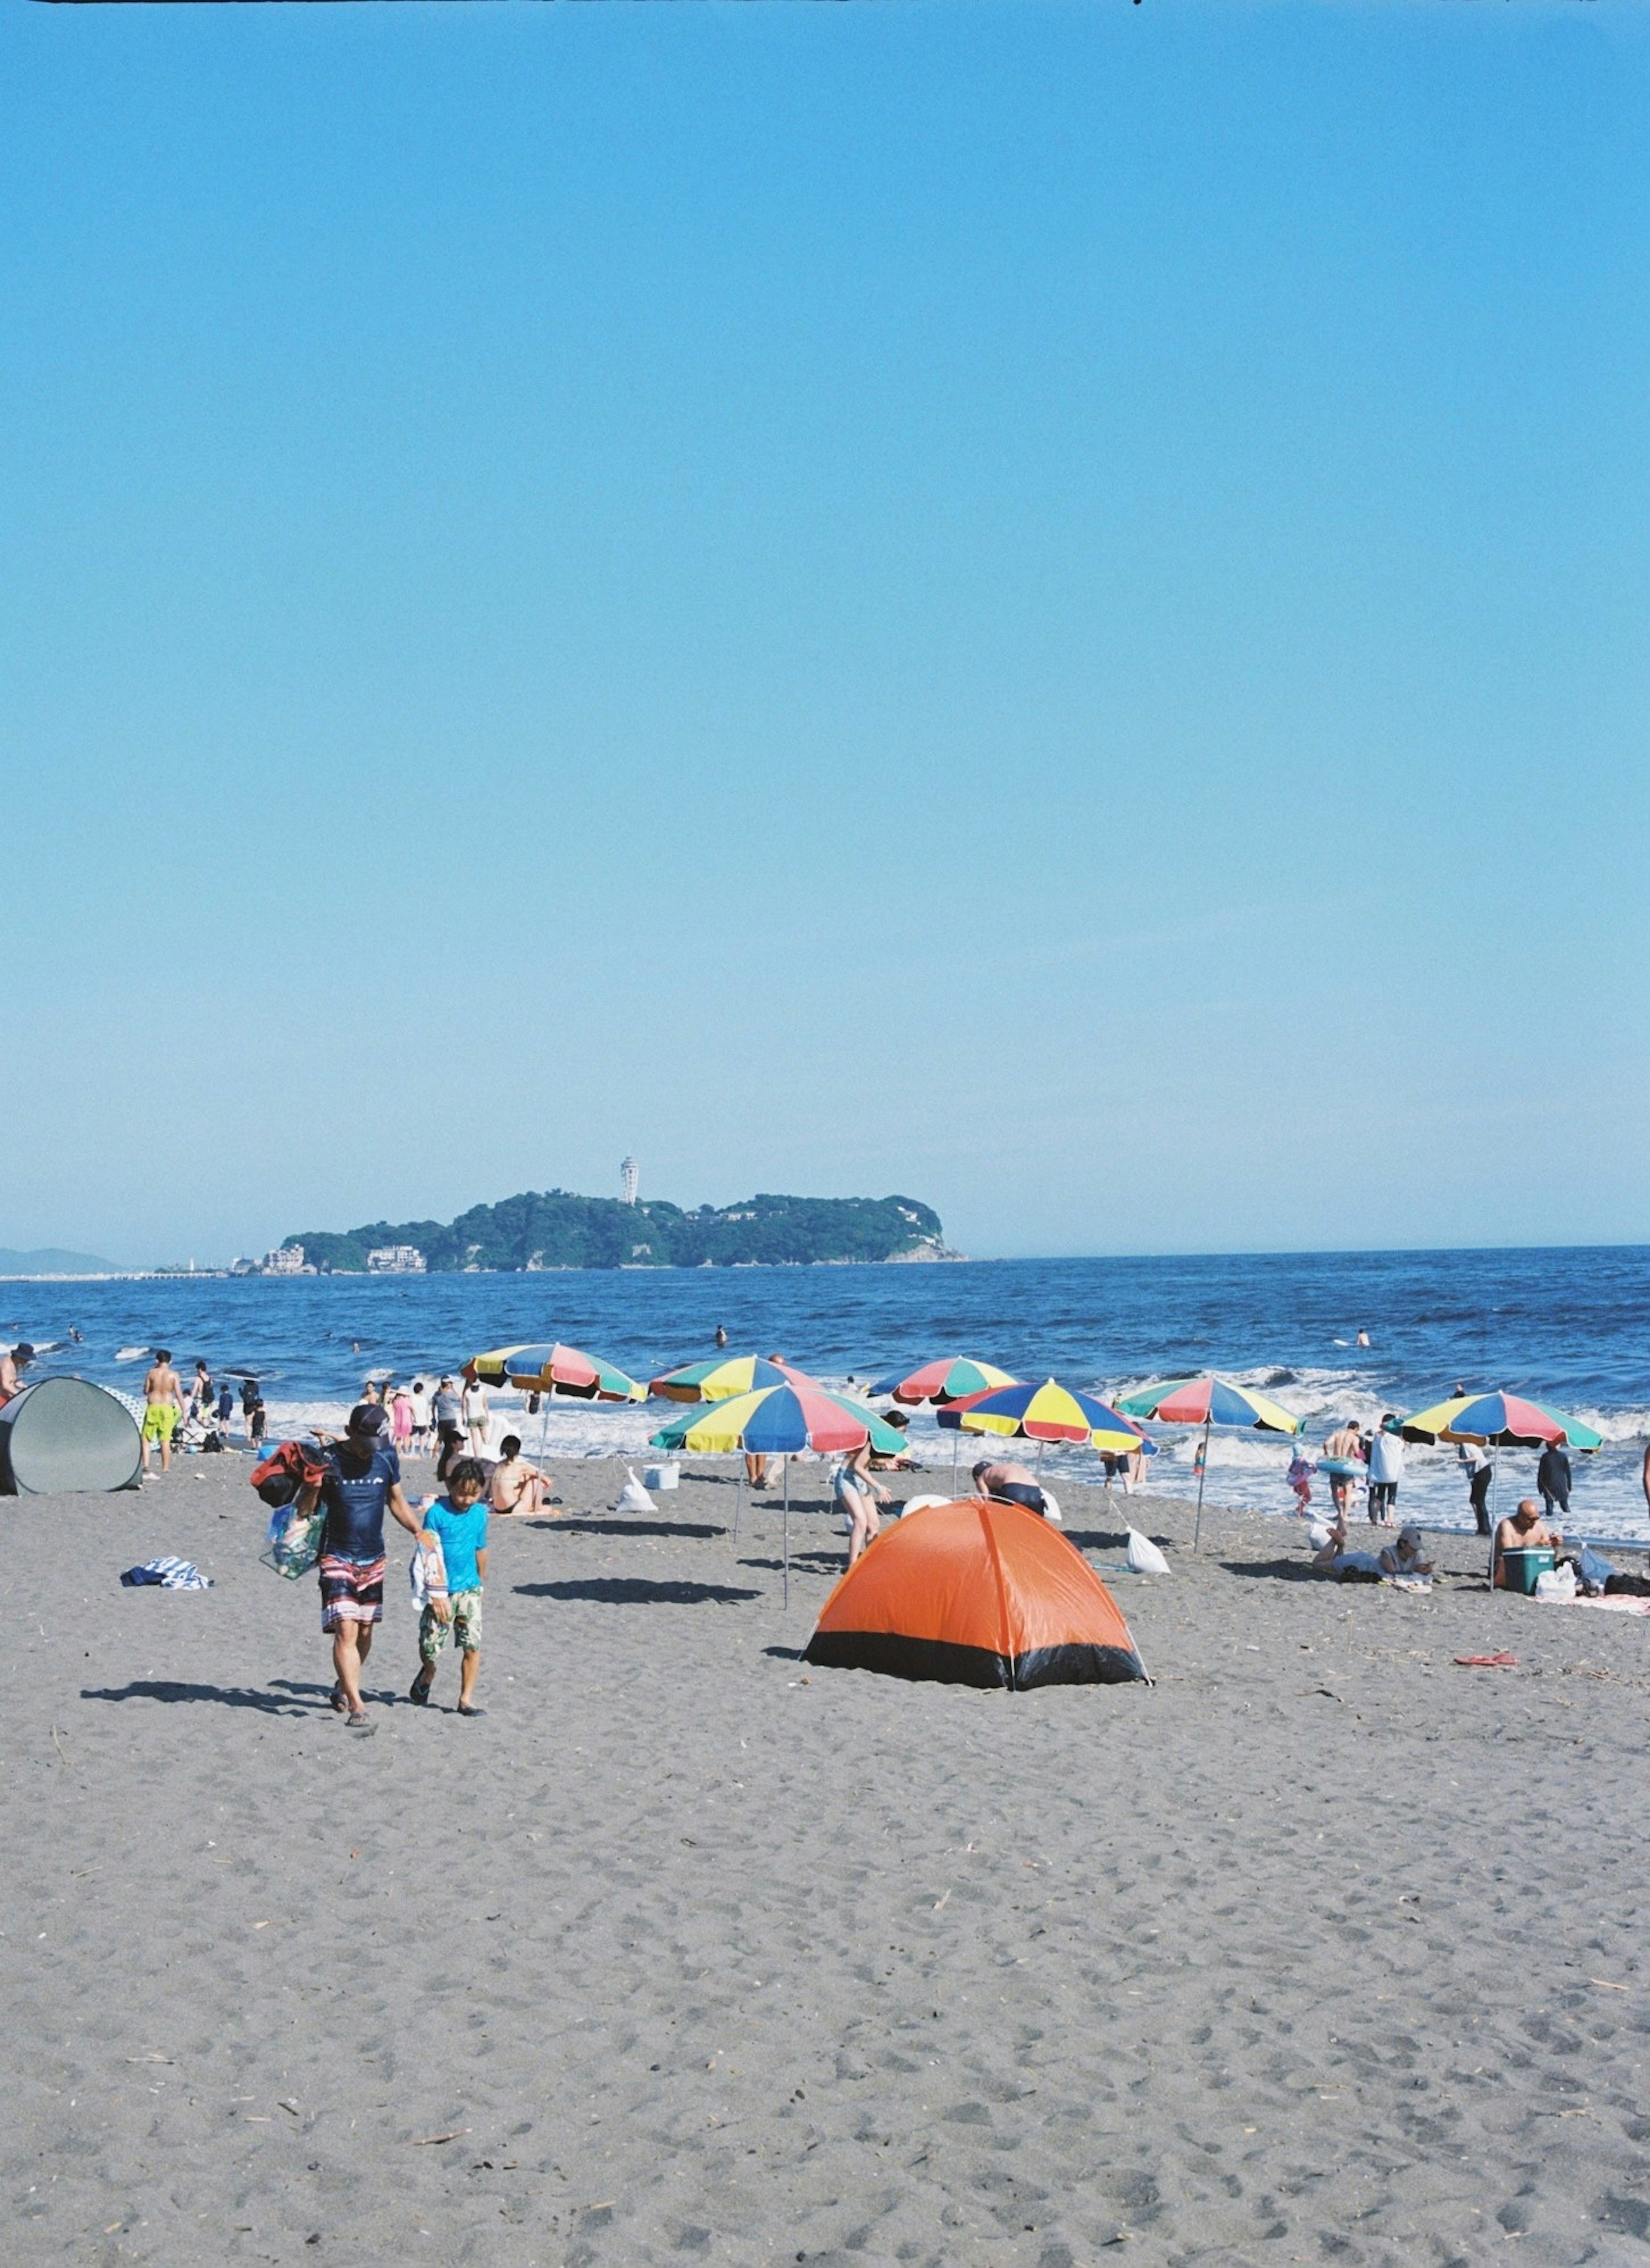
[1494,1498,1563,1586]
[409,1457,490,1716]
[489,1435,559,1518]
[835,1441,891,1566]
[972,1457,1051,1518]
[0,1340,31,1406]
[1378,1524,1434,1578]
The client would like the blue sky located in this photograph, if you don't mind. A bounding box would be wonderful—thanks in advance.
[2,1,1645,1266]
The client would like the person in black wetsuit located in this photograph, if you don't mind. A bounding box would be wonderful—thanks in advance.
[1536,1442,1572,1522]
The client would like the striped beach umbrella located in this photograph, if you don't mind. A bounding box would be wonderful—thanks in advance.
[1400,1390,1601,1451]
[652,1381,909,1607]
[1115,1374,1304,1550]
[648,1352,804,1404]
[1399,1389,1601,1552]
[466,1343,645,1401]
[943,1377,1144,1455]
[868,1356,1018,1407]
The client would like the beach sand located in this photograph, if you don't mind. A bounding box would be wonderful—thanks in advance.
[6,1455,1650,2266]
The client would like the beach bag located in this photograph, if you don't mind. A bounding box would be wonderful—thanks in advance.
[615,1467,654,1514]
[1576,1544,1616,1597]
[1126,1528,1170,1576]
[250,1437,329,1510]
[262,1499,325,1580]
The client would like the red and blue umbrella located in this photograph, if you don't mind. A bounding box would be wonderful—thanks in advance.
[869,1356,1018,1407]
[1115,1374,1303,1550]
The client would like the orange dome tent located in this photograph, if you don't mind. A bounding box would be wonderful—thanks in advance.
[803,1496,1148,1690]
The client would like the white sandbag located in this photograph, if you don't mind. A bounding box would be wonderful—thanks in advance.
[1039,1488,1063,1526]
[1127,1527,1170,1575]
[615,1466,654,1514]
[899,1493,951,1519]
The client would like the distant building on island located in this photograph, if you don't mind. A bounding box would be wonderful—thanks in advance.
[365,1245,427,1274]
[620,1156,639,1206]
[263,1244,309,1276]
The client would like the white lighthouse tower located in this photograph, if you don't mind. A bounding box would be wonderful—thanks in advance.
[620,1155,639,1206]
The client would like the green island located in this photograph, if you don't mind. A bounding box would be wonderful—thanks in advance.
[278,1190,955,1273]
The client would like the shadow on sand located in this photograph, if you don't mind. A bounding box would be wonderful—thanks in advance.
[514,1577,760,1606]
[542,1518,725,1541]
[81,1679,323,1714]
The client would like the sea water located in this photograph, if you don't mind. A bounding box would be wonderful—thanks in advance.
[4,1247,1646,1539]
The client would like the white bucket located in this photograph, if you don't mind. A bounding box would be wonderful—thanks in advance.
[643,1462,680,1492]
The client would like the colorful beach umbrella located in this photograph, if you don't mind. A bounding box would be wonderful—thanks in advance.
[466,1343,645,1401]
[944,1377,1144,1455]
[651,1381,909,1607]
[870,1355,1022,1490]
[1115,1373,1304,1550]
[648,1352,802,1404]
[1400,1391,1601,1451]
[868,1356,1018,1407]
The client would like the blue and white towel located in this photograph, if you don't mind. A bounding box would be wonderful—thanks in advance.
[120,1557,214,1590]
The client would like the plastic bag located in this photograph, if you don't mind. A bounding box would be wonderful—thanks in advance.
[615,1467,654,1514]
[261,1501,325,1581]
[1127,1528,1170,1576]
[1534,1564,1578,1604]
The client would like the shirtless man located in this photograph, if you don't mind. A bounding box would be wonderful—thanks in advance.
[1494,1497,1563,1585]
[0,1340,31,1405]
[972,1457,1050,1517]
[1321,1417,1366,1519]
[141,1349,186,1473]
[489,1435,559,1518]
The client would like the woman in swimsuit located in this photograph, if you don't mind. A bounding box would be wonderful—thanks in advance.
[835,1442,890,1566]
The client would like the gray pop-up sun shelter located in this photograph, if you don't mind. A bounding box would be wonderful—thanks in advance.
[0,1378,142,1495]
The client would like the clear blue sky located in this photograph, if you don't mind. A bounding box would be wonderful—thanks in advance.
[2,2,1645,1266]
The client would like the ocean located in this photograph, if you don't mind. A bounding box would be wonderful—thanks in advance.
[5,1246,1646,1538]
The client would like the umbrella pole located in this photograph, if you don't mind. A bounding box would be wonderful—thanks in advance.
[1193,1416,1211,1553]
[951,1427,959,1496]
[536,1392,552,1465]
[733,1467,743,1549]
[782,1455,790,1612]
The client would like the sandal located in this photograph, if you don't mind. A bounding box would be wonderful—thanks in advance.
[408,1672,433,1706]
[329,1687,348,1716]
[457,1703,486,1717]
[347,1710,375,1733]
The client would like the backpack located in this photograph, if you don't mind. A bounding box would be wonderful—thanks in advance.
[250,1437,330,1510]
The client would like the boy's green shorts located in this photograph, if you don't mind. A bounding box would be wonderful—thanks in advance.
[419,1590,482,1661]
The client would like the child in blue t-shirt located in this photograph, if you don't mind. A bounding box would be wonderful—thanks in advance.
[409,1459,490,1716]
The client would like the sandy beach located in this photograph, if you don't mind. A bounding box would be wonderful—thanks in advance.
[7,1455,1650,2266]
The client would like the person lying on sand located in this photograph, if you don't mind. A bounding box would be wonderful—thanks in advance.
[1494,1498,1563,1584]
[1310,1513,1384,1580]
[489,1435,559,1517]
[972,1458,1051,1518]
[1379,1525,1434,1578]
